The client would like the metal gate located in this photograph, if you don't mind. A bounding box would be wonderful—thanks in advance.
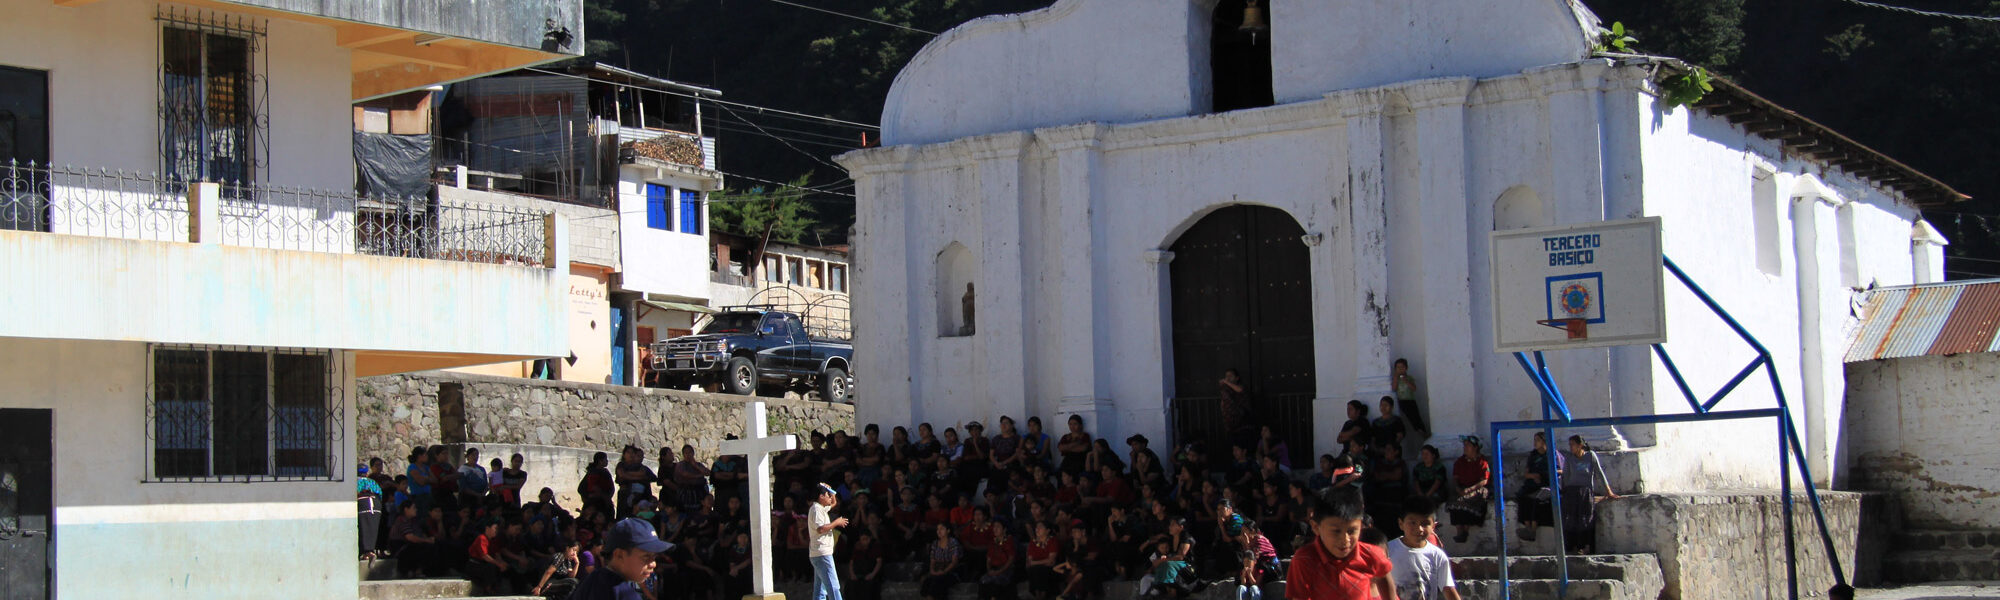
[0,408,53,599]
[1169,205,1314,467]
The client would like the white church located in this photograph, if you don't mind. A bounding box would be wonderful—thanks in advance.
[835,0,1962,497]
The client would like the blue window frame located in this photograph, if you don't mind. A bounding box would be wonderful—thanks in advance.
[679,190,703,235]
[645,183,670,230]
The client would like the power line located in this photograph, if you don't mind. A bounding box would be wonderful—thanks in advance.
[714,102,850,171]
[754,0,938,35]
[1834,0,2000,22]
[521,67,880,131]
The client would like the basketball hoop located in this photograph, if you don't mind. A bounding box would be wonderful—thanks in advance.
[1537,318,1589,340]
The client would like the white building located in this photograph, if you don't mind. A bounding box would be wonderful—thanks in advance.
[836,0,1962,492]
[0,0,579,597]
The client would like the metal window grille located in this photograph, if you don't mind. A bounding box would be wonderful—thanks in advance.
[158,7,268,192]
[146,345,344,482]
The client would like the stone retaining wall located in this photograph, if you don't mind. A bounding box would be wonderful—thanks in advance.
[1599,491,1891,599]
[357,372,853,501]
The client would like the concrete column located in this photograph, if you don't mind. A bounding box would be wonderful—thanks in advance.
[1040,124,1114,431]
[1790,176,1845,486]
[1406,79,1478,445]
[1912,220,1948,285]
[1529,61,1623,449]
[187,182,220,244]
[1338,98,1394,457]
[969,132,1033,422]
[837,148,918,429]
[1143,248,1177,449]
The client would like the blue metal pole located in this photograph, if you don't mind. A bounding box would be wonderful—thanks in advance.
[1664,257,1777,357]
[1514,352,1573,422]
[1534,351,1576,422]
[1702,356,1769,411]
[1781,411,1852,586]
[1492,421,1510,600]
[1782,415,1798,600]
[1650,343,1706,414]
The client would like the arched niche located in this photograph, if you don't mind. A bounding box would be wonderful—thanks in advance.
[1207,0,1274,113]
[936,242,977,337]
[1494,185,1547,230]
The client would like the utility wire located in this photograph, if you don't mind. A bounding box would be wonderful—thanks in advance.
[755,0,938,35]
[714,102,849,171]
[1834,0,2000,22]
[521,67,880,131]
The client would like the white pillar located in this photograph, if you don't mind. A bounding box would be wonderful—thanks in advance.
[1530,61,1623,450]
[1791,176,1845,486]
[1327,94,1393,459]
[1406,79,1478,447]
[1912,220,1949,285]
[837,148,918,430]
[1041,124,1116,431]
[970,133,1033,422]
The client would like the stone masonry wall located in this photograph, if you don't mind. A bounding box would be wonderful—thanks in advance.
[1598,491,1891,599]
[358,371,852,505]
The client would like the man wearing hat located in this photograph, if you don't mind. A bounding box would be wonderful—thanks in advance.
[809,482,851,600]
[568,517,673,600]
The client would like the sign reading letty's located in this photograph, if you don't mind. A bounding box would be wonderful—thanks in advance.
[1543,234,1601,266]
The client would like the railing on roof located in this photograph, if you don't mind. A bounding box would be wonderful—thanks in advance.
[0,160,551,267]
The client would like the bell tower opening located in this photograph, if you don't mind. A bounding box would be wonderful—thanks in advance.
[1209,0,1274,113]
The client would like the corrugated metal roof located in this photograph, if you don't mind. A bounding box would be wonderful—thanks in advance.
[1845,279,2000,362]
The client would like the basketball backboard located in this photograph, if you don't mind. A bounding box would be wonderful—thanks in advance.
[1490,217,1666,353]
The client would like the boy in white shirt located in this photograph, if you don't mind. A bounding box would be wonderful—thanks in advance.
[1386,497,1460,600]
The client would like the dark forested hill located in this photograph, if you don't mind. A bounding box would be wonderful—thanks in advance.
[593,0,2000,274]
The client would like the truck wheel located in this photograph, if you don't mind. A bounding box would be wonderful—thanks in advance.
[722,357,758,396]
[819,367,851,404]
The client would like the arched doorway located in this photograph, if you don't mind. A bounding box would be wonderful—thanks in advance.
[1169,205,1313,467]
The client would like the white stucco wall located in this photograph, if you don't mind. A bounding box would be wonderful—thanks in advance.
[616,164,717,301]
[0,229,568,365]
[6,0,353,190]
[1845,354,2000,529]
[881,0,1595,146]
[1634,92,1926,488]
[0,338,359,598]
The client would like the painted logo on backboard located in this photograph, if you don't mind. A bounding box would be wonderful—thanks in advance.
[1546,272,1604,324]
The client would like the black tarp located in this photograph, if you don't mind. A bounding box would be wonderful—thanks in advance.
[353,131,432,204]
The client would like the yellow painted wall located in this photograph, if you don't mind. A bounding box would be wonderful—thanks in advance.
[565,265,615,384]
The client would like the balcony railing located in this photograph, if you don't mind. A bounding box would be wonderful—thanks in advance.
[1,160,551,267]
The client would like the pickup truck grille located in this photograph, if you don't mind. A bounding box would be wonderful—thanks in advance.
[653,339,722,371]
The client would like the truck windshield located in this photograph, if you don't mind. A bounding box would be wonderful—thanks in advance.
[700,313,763,335]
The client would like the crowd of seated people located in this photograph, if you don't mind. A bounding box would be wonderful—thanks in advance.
[357,394,1600,600]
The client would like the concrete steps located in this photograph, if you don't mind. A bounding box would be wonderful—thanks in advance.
[1448,554,1664,600]
[361,557,398,582]
[1886,530,2000,583]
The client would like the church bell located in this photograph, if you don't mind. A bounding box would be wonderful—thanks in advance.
[1238,0,1269,43]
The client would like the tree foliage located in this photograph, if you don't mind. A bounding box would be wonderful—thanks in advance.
[709,174,819,244]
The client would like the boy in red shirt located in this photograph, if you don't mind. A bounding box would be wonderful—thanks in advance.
[1286,493,1397,600]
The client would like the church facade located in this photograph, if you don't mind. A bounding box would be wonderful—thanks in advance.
[836,0,1960,492]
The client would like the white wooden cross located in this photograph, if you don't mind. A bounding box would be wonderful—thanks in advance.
[718,401,798,600]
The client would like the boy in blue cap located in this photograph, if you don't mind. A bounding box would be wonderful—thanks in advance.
[569,517,673,600]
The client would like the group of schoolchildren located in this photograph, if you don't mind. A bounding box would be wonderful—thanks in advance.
[352,394,1619,600]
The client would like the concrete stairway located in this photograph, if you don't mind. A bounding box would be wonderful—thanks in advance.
[1884,530,2000,583]
[1450,553,1664,600]
[359,557,540,600]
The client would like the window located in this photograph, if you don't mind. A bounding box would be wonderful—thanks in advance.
[1208,0,1274,113]
[679,189,703,235]
[829,264,848,293]
[646,183,670,230]
[1752,170,1781,276]
[159,10,265,187]
[149,345,341,481]
[764,255,783,282]
[787,257,804,286]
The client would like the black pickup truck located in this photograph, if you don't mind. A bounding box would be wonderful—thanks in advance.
[649,309,854,403]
